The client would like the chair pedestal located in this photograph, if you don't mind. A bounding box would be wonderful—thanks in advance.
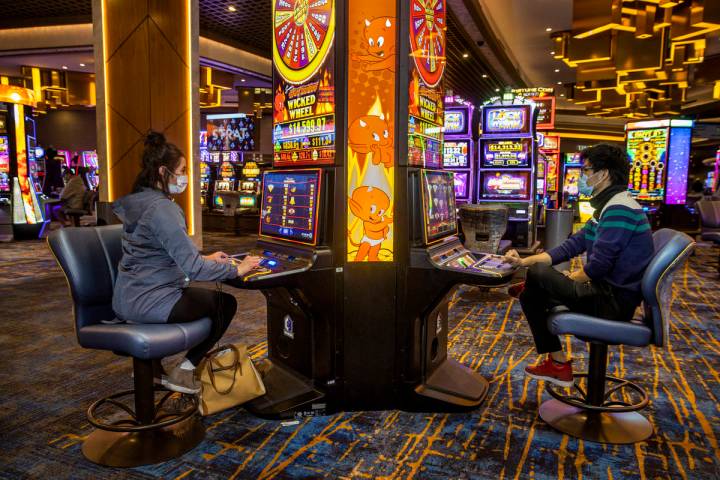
[82,358,205,467]
[539,343,653,444]
[539,400,653,444]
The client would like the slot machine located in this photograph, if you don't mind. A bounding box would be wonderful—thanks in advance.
[538,134,560,210]
[0,131,11,241]
[81,150,99,189]
[442,104,474,203]
[238,160,261,209]
[561,152,582,208]
[477,102,540,253]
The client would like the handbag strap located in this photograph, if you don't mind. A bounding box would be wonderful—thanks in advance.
[205,344,242,395]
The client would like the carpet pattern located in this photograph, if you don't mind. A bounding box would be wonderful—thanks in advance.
[0,228,719,479]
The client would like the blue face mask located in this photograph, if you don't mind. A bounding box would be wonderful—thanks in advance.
[578,174,594,198]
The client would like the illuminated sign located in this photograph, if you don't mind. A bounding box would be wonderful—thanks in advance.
[482,139,531,167]
[443,140,470,168]
[444,108,468,135]
[532,96,555,130]
[627,128,668,202]
[272,0,336,166]
[482,106,530,134]
[541,135,560,151]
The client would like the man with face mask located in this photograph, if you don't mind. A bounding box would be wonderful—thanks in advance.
[504,144,654,387]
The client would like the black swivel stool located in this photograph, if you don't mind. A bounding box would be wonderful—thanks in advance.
[538,228,694,444]
[48,225,212,467]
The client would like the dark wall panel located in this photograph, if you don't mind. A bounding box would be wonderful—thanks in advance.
[35,109,97,152]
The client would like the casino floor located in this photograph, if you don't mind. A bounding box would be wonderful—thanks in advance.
[1,228,719,480]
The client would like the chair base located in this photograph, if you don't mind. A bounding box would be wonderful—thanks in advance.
[539,398,653,444]
[82,413,205,467]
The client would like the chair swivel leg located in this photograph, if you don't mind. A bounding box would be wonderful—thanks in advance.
[539,343,653,444]
[81,358,206,467]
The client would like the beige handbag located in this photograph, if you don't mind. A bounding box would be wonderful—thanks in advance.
[197,344,266,416]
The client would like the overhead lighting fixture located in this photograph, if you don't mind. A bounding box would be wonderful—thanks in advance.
[557,81,562,85]
[482,74,488,78]
[240,78,246,82]
[62,65,68,70]
[554,69,560,73]
[550,51,555,55]
[79,63,86,67]
[546,27,552,32]
[495,88,500,92]
[560,93,565,97]
[228,5,236,11]
[462,53,469,58]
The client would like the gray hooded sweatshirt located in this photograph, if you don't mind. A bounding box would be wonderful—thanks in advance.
[112,188,237,323]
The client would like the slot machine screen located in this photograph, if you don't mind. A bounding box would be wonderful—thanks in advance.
[260,169,321,246]
[452,171,469,200]
[482,138,531,168]
[443,140,470,168]
[480,171,530,200]
[444,108,470,136]
[482,105,531,135]
[421,170,458,243]
[627,128,668,202]
[0,136,9,193]
[563,167,580,196]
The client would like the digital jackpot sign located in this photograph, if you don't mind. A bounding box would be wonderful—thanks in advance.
[627,128,668,202]
[482,105,531,135]
[272,0,336,166]
[531,96,555,130]
[444,108,469,135]
[443,140,470,168]
[482,138,531,168]
[260,170,321,245]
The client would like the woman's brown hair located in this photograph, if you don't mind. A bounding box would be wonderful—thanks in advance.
[132,131,185,195]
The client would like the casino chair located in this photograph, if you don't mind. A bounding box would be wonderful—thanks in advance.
[48,225,211,467]
[538,228,694,444]
[696,199,720,274]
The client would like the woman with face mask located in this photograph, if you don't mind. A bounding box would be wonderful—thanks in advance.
[112,131,261,394]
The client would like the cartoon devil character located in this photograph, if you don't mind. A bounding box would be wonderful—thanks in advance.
[348,114,393,169]
[351,17,396,72]
[348,186,393,262]
[273,88,286,123]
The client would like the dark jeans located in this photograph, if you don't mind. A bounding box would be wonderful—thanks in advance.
[519,263,634,354]
[167,287,238,365]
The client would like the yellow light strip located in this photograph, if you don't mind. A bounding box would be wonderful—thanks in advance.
[101,0,113,201]
[186,0,194,236]
[552,132,625,142]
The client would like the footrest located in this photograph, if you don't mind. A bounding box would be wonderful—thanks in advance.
[415,358,488,407]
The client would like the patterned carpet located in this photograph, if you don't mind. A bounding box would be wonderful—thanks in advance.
[1,224,719,479]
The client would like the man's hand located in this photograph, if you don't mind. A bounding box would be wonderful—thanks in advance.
[236,255,262,276]
[205,251,230,264]
[504,249,525,267]
[568,269,591,283]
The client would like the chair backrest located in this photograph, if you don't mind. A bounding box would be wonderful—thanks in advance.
[48,225,123,337]
[697,200,720,229]
[641,228,695,347]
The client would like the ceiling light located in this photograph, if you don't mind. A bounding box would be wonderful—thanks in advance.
[550,51,555,55]
[462,53,469,58]
[546,27,553,32]
[557,81,562,85]
[79,63,86,67]
[62,65,68,70]
[495,88,500,92]
[560,94,565,97]
[228,5,236,11]
[482,74,488,78]
[240,78,246,82]
[554,68,560,72]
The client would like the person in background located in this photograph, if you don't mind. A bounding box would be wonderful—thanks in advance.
[504,144,654,387]
[57,167,88,227]
[43,147,65,196]
[112,131,262,394]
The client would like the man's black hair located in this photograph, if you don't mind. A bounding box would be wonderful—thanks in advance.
[579,143,630,187]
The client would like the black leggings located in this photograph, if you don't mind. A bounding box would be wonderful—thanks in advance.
[167,287,238,366]
[519,263,634,354]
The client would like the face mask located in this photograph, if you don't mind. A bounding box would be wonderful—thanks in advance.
[578,174,594,197]
[167,171,188,194]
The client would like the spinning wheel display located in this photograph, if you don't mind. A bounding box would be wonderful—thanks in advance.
[409,0,446,87]
[273,0,335,84]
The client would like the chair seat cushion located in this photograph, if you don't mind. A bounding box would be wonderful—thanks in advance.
[77,317,212,359]
[548,312,652,347]
[701,232,720,244]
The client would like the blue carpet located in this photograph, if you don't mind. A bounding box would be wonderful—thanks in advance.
[0,230,719,479]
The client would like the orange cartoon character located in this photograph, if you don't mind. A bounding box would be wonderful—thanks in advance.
[351,17,396,73]
[348,114,393,169]
[349,186,393,262]
[273,88,286,123]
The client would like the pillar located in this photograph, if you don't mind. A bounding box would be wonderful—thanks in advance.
[93,0,200,239]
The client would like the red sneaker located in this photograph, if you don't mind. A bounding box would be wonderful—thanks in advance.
[525,357,574,387]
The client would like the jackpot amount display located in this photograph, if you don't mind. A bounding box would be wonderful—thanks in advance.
[443,141,469,168]
[627,128,667,202]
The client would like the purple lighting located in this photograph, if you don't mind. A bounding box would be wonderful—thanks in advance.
[665,127,692,205]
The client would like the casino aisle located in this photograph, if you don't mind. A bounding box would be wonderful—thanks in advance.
[1,1,720,479]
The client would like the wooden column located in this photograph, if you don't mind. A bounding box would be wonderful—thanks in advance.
[93,0,200,239]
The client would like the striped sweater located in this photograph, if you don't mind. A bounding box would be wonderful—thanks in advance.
[547,191,654,303]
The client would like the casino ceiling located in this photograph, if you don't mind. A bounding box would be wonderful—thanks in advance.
[0,0,520,104]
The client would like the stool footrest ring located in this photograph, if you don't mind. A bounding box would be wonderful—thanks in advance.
[545,373,649,413]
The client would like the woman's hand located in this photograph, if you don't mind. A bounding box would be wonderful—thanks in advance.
[236,255,262,276]
[204,251,230,264]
